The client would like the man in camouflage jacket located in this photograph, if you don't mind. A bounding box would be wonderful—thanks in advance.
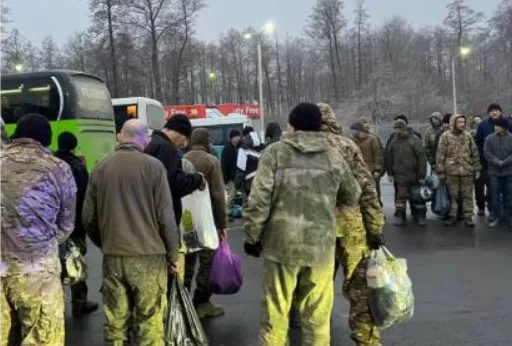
[387,119,428,226]
[436,114,481,227]
[423,112,442,171]
[244,103,361,346]
[1,114,77,345]
[319,103,385,346]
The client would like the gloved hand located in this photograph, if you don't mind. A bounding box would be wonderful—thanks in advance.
[367,233,384,250]
[244,241,262,258]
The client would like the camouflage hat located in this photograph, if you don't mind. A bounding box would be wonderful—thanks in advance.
[317,103,342,135]
[359,117,371,125]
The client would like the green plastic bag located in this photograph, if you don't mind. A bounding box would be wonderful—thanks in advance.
[165,275,209,346]
[366,247,414,329]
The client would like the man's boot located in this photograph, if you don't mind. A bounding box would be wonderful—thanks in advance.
[394,209,406,226]
[72,301,99,317]
[416,210,427,227]
[444,216,457,226]
[465,217,475,228]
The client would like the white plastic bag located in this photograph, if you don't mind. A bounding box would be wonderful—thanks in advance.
[366,246,414,329]
[180,183,219,252]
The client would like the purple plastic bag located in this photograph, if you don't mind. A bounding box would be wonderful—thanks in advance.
[208,241,243,295]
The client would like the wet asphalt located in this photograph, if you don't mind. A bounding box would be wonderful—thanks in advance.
[65,182,512,346]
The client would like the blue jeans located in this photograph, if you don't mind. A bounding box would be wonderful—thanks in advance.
[489,175,512,219]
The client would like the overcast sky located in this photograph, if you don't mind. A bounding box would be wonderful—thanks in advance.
[5,0,500,45]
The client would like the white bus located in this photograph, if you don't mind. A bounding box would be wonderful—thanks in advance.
[112,97,166,134]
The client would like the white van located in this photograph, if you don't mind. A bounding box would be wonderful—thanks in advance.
[112,97,166,133]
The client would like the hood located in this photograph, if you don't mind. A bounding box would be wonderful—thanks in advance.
[318,103,342,135]
[429,112,442,127]
[281,131,329,153]
[467,116,482,130]
[190,128,210,151]
[450,114,467,132]
[265,122,282,141]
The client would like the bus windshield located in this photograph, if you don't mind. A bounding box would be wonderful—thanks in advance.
[73,75,113,120]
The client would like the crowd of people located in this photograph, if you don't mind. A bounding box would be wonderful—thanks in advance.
[0,101,510,346]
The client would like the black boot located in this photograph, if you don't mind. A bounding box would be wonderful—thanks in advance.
[394,209,406,226]
[416,210,427,227]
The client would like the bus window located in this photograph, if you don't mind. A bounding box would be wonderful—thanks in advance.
[1,78,60,124]
[208,126,225,146]
[146,104,165,130]
[113,104,138,134]
[73,75,113,120]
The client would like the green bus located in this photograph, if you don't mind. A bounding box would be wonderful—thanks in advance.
[1,70,116,172]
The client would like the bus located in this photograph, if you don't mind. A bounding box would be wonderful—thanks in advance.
[1,70,116,172]
[112,97,166,134]
[190,115,252,157]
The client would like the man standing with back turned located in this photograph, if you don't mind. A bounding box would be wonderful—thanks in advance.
[83,120,181,346]
[2,114,77,345]
[244,103,361,346]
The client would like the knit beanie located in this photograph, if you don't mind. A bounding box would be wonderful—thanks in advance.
[229,129,241,139]
[487,103,502,113]
[58,132,78,151]
[11,113,52,147]
[394,114,408,124]
[164,114,192,138]
[494,117,509,129]
[289,103,322,132]
[442,113,452,124]
[394,119,407,130]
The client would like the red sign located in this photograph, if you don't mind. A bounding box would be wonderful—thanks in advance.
[164,105,207,120]
[217,104,261,118]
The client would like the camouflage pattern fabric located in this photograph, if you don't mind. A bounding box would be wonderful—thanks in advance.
[1,274,65,346]
[318,103,384,238]
[395,183,427,213]
[436,115,481,177]
[70,236,88,308]
[260,259,335,346]
[102,255,167,346]
[244,131,361,268]
[184,249,214,304]
[1,138,77,277]
[446,176,475,218]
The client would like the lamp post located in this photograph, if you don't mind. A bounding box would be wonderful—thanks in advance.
[208,72,217,104]
[15,64,24,73]
[451,47,471,115]
[244,22,275,139]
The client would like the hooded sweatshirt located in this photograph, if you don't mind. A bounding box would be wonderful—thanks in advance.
[244,131,361,267]
[475,116,512,169]
[436,115,481,177]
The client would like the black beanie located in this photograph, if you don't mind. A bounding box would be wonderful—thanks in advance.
[289,102,322,132]
[243,127,254,137]
[443,113,452,124]
[229,129,241,139]
[58,132,78,151]
[394,114,408,124]
[494,117,509,129]
[487,103,502,113]
[164,114,192,138]
[11,113,52,147]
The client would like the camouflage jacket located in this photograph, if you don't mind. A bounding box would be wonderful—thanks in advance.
[436,115,481,177]
[327,134,384,237]
[1,139,77,276]
[424,125,442,167]
[244,131,361,267]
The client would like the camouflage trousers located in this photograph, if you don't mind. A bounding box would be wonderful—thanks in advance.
[70,236,88,308]
[184,249,214,305]
[1,273,65,346]
[394,182,426,214]
[102,255,167,346]
[260,259,334,346]
[226,181,237,210]
[335,243,381,346]
[446,175,475,218]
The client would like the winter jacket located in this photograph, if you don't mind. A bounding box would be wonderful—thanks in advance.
[352,134,382,175]
[436,115,481,177]
[423,114,443,168]
[236,148,261,194]
[185,145,228,229]
[475,117,512,169]
[221,142,238,183]
[244,131,361,268]
[483,131,512,177]
[384,130,421,174]
[83,143,180,261]
[386,133,427,184]
[54,150,89,240]
[1,139,77,276]
[145,130,203,224]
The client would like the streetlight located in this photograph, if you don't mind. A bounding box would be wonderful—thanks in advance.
[244,21,275,139]
[451,46,471,115]
[208,72,217,104]
[15,64,23,72]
